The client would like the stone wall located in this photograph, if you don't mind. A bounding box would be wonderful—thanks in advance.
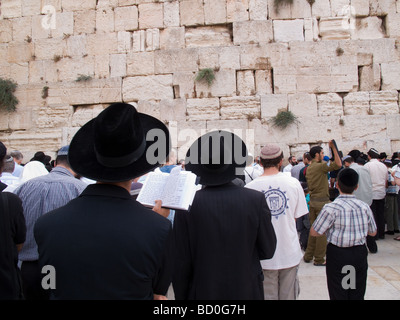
[0,0,399,162]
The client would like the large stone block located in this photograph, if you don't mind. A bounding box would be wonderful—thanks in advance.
[96,7,115,33]
[255,70,273,95]
[163,1,180,27]
[204,0,226,25]
[126,51,154,76]
[154,48,198,73]
[34,104,73,129]
[180,0,205,26]
[289,93,318,117]
[359,64,380,91]
[227,0,249,22]
[237,70,255,96]
[74,10,96,35]
[249,0,268,20]
[273,19,305,42]
[316,93,343,116]
[239,45,270,70]
[160,27,185,50]
[0,0,22,19]
[319,17,351,40]
[186,98,220,121]
[233,20,273,45]
[343,92,370,115]
[138,2,163,29]
[260,94,288,118]
[185,26,233,48]
[369,90,399,115]
[0,20,13,43]
[381,62,400,91]
[132,29,160,52]
[220,96,260,120]
[114,5,138,31]
[122,75,173,101]
[173,72,196,99]
[195,69,236,98]
[110,53,126,78]
[352,16,385,40]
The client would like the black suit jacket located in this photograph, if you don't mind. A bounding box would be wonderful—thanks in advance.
[173,182,276,300]
[34,184,173,300]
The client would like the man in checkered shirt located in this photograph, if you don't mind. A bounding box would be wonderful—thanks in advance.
[310,168,377,300]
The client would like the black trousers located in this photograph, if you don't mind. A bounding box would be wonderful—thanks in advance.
[20,261,49,300]
[366,199,385,253]
[326,243,368,300]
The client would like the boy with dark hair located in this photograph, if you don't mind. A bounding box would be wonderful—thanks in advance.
[310,168,377,300]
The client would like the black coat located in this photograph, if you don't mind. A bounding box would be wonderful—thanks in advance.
[34,184,173,300]
[173,182,276,300]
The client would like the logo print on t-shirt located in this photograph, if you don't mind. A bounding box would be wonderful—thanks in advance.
[262,186,289,219]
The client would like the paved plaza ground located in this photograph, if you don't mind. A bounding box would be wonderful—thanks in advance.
[298,236,400,300]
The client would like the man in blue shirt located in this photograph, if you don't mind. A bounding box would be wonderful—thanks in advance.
[15,145,87,300]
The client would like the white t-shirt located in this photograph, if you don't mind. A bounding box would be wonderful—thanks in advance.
[364,159,387,200]
[245,172,309,270]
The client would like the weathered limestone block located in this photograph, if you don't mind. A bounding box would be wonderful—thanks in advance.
[66,34,87,57]
[180,0,205,26]
[14,84,44,108]
[138,2,163,29]
[330,64,359,92]
[123,75,173,101]
[352,17,385,40]
[369,0,397,16]
[74,10,96,35]
[267,0,311,19]
[163,0,180,27]
[316,93,343,116]
[343,92,370,115]
[31,14,51,40]
[114,5,138,31]
[260,94,288,118]
[195,69,236,98]
[227,0,249,22]
[126,51,154,76]
[160,27,185,50]
[94,54,110,79]
[273,19,305,42]
[132,28,159,52]
[136,100,160,119]
[51,11,74,38]
[233,20,273,45]
[341,115,388,143]
[34,38,65,60]
[359,63,380,91]
[239,45,270,70]
[311,0,331,18]
[386,13,400,38]
[319,17,351,40]
[304,18,319,41]
[0,20,13,43]
[159,99,187,122]
[96,7,115,33]
[369,90,399,115]
[330,0,350,16]
[186,98,220,121]
[11,63,28,85]
[387,115,400,140]
[61,0,96,11]
[154,48,198,74]
[289,93,318,117]
[34,105,73,129]
[250,118,299,145]
[0,0,22,19]
[355,39,398,64]
[11,16,31,42]
[197,48,219,70]
[204,0,227,25]
[28,59,58,84]
[110,53,126,78]
[255,70,273,95]
[219,46,241,70]
[71,104,106,127]
[117,31,132,53]
[8,42,33,63]
[248,0,268,20]
[237,70,255,96]
[86,33,118,56]
[297,116,342,143]
[220,96,260,120]
[173,72,196,99]
[57,56,95,82]
[381,62,400,91]
[185,26,233,48]
[273,67,297,93]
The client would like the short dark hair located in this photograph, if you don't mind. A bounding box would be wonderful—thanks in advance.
[309,146,323,159]
[260,153,283,169]
[337,168,359,194]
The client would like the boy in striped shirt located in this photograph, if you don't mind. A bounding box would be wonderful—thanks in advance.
[310,168,377,300]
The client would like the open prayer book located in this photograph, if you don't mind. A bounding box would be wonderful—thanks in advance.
[137,166,198,211]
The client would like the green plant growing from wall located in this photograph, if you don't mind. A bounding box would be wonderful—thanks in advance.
[0,78,19,112]
[42,86,49,99]
[195,68,216,87]
[271,110,298,130]
[75,74,92,82]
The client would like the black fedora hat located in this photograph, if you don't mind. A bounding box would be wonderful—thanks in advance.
[68,103,170,182]
[185,130,247,186]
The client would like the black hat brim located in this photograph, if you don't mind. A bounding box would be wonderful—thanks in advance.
[68,113,170,182]
[185,131,247,186]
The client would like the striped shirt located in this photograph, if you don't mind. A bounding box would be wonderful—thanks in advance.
[312,195,377,247]
[14,167,87,261]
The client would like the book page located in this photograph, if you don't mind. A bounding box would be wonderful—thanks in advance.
[136,172,169,207]
[162,171,190,209]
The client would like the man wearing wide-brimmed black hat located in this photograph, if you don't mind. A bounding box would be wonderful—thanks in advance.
[172,130,277,300]
[34,103,173,300]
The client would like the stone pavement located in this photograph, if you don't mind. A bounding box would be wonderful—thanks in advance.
[298,236,400,300]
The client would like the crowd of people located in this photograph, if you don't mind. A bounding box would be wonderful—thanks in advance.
[1,102,399,301]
